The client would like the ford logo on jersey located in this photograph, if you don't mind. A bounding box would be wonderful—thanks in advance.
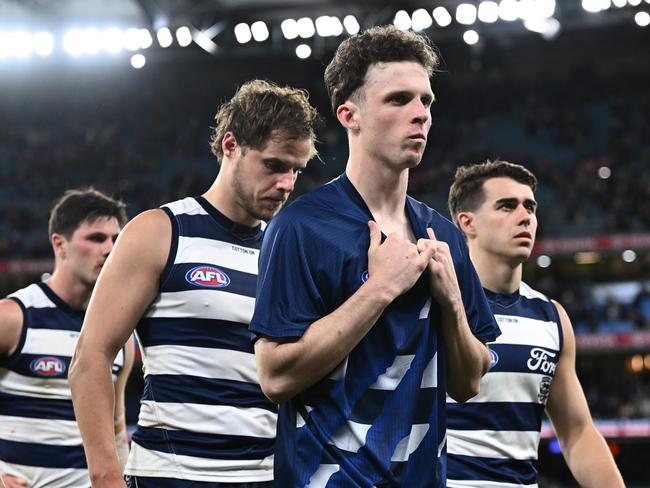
[185,265,230,288]
[30,356,66,376]
[489,349,499,368]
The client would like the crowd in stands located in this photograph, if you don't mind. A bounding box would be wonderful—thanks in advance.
[579,354,650,420]
[1,53,649,258]
[1,58,649,339]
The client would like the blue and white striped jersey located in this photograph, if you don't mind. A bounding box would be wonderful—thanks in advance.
[126,196,277,483]
[0,282,125,488]
[250,174,499,487]
[446,282,563,488]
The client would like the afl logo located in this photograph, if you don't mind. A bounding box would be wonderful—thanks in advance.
[361,270,369,283]
[185,266,230,288]
[489,349,499,369]
[30,356,66,377]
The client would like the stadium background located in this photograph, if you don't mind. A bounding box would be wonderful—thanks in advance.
[1,0,648,485]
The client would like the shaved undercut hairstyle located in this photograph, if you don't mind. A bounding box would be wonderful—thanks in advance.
[448,160,538,226]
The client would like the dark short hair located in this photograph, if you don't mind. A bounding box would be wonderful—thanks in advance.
[209,79,319,162]
[48,188,127,238]
[448,160,538,225]
[324,25,440,114]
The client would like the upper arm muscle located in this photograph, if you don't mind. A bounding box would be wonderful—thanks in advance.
[78,209,171,360]
[546,300,593,443]
[0,299,24,357]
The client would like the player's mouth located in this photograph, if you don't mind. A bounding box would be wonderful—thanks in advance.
[263,198,285,209]
[407,133,427,142]
[514,231,532,240]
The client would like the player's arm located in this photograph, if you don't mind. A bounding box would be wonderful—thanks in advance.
[0,303,33,487]
[0,299,23,357]
[255,221,435,404]
[69,209,170,488]
[417,228,491,402]
[113,335,135,470]
[0,474,29,487]
[545,300,625,488]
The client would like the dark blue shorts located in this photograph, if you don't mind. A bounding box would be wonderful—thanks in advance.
[125,476,273,488]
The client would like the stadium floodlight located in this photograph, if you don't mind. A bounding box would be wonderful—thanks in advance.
[622,250,637,263]
[193,29,219,54]
[82,29,103,54]
[330,17,344,36]
[295,43,311,59]
[156,27,173,47]
[315,16,344,37]
[9,31,34,58]
[478,1,500,22]
[234,23,252,43]
[281,19,299,39]
[635,11,650,25]
[251,21,269,41]
[393,10,412,30]
[499,0,519,21]
[519,0,539,19]
[582,0,609,12]
[315,16,332,36]
[432,7,453,26]
[612,0,627,6]
[463,29,480,44]
[33,32,54,56]
[124,28,141,51]
[628,0,642,5]
[176,26,192,47]
[130,53,146,68]
[457,3,478,24]
[343,15,360,34]
[103,28,124,54]
[297,17,315,38]
[412,9,433,31]
[63,29,85,55]
[536,255,551,268]
[524,16,561,38]
[0,32,10,59]
[541,17,561,38]
[538,0,557,17]
[139,29,153,49]
[457,4,478,24]
[597,166,612,179]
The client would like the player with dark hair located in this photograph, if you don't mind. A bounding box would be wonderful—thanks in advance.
[69,80,318,488]
[0,188,132,488]
[446,160,625,487]
[250,26,499,487]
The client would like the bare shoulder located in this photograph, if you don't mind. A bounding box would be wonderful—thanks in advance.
[119,208,171,242]
[0,298,24,356]
[551,299,576,350]
[551,300,572,329]
[110,208,172,272]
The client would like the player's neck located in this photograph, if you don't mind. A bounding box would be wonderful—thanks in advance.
[45,268,92,311]
[346,158,409,220]
[471,249,523,294]
[203,178,261,228]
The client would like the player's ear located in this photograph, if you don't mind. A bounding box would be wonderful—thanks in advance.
[336,101,360,132]
[456,212,476,239]
[51,233,67,259]
[221,132,240,158]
